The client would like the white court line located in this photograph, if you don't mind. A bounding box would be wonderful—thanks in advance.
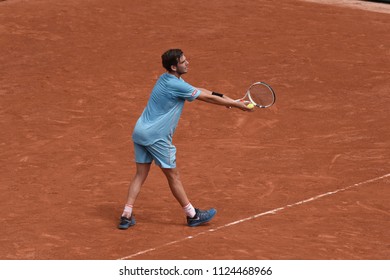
[300,0,390,15]
[118,173,390,260]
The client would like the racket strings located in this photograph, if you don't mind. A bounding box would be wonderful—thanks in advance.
[249,84,275,107]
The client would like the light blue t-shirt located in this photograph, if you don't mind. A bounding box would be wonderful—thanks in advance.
[132,73,201,146]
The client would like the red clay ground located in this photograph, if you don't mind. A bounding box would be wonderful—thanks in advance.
[0,0,389,260]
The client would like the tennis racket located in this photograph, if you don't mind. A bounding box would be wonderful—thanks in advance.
[237,82,276,108]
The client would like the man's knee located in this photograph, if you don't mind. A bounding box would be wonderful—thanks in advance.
[136,163,151,177]
[162,168,180,180]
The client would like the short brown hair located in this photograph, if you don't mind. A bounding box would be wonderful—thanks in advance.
[161,49,183,71]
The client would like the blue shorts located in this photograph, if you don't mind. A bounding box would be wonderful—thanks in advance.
[133,141,176,168]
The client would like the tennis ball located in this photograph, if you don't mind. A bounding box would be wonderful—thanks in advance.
[247,103,254,109]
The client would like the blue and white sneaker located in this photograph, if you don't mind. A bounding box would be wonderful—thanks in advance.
[187,208,217,227]
[118,215,136,230]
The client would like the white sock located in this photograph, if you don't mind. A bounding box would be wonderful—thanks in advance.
[122,204,133,218]
[183,203,196,218]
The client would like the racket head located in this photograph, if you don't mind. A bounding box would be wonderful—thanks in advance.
[247,82,276,108]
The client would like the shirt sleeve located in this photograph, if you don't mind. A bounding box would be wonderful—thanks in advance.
[171,79,201,102]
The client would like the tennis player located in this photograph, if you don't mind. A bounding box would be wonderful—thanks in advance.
[118,49,252,229]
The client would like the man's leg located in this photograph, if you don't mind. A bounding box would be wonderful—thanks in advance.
[161,167,217,227]
[161,167,190,207]
[118,163,151,230]
[124,163,151,209]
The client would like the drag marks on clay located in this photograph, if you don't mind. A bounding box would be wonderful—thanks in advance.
[329,154,342,170]
[356,201,390,216]
[118,173,390,260]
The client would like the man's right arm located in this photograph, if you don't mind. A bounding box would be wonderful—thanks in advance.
[196,88,253,111]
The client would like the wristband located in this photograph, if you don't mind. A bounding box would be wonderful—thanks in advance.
[212,91,224,97]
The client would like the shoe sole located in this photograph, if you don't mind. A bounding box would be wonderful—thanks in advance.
[188,209,217,227]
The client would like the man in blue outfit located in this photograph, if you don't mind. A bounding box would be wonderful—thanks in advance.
[118,49,252,229]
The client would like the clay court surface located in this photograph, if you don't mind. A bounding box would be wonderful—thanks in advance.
[0,0,389,260]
